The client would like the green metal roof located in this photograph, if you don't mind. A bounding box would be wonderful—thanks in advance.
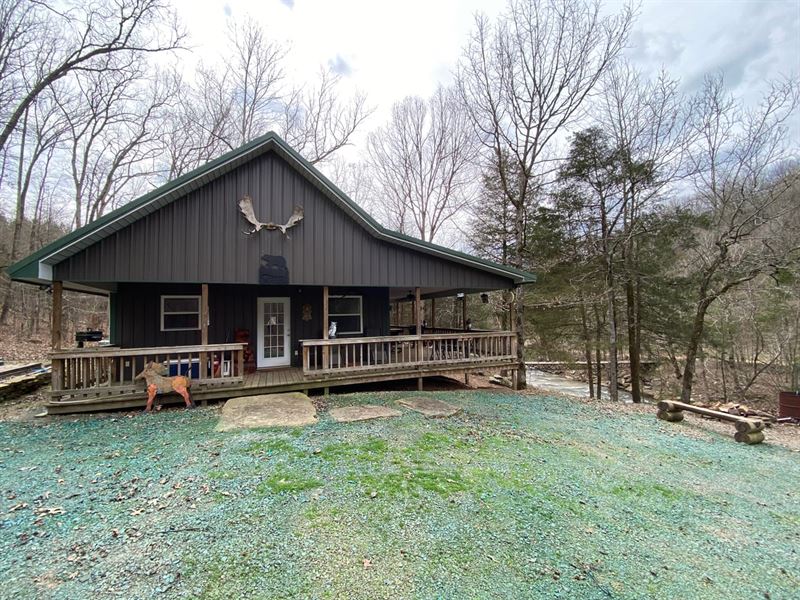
[7,131,536,285]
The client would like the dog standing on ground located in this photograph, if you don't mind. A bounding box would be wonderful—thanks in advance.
[135,361,195,412]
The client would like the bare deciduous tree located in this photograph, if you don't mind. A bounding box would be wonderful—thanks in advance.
[597,62,694,401]
[60,65,173,228]
[0,0,182,327]
[225,21,287,148]
[367,86,476,243]
[7,88,67,266]
[163,67,234,179]
[0,87,67,323]
[280,67,372,165]
[0,0,184,156]
[165,22,371,176]
[162,21,282,178]
[322,157,376,212]
[676,74,800,403]
[559,127,629,402]
[456,0,634,389]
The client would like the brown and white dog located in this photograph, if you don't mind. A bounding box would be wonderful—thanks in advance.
[135,361,195,412]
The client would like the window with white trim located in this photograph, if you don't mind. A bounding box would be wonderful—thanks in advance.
[161,295,201,331]
[328,295,363,335]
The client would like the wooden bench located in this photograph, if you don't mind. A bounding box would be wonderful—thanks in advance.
[657,400,766,445]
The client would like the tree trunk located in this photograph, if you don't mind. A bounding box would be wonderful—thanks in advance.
[593,302,604,398]
[0,109,30,325]
[624,234,642,402]
[680,297,714,403]
[512,190,526,390]
[513,285,525,390]
[625,275,641,402]
[606,286,619,402]
[0,281,12,325]
[500,291,511,378]
[720,348,728,402]
[730,346,743,398]
[579,294,595,399]
[600,198,619,403]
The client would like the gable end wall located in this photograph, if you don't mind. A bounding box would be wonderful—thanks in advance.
[52,152,512,290]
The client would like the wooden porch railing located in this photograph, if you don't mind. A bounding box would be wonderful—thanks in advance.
[50,343,246,401]
[423,326,474,334]
[301,331,517,376]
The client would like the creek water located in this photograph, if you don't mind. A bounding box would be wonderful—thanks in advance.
[525,367,633,403]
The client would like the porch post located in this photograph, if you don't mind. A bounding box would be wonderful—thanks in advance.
[511,286,525,390]
[200,284,209,378]
[430,298,436,329]
[322,286,329,370]
[460,294,468,385]
[416,287,423,391]
[51,281,64,393]
[51,281,63,350]
[201,284,209,344]
[415,287,422,334]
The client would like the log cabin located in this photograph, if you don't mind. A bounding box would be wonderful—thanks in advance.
[7,132,535,413]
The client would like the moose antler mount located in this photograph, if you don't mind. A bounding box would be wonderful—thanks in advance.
[238,194,304,236]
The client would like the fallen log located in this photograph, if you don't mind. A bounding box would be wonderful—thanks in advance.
[658,400,746,424]
[489,375,512,388]
[734,430,765,445]
[0,362,43,380]
[709,401,776,421]
[0,369,51,402]
[745,408,777,422]
[656,400,767,445]
[657,410,684,422]
[734,419,765,433]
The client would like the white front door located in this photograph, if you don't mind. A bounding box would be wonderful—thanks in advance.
[256,297,291,368]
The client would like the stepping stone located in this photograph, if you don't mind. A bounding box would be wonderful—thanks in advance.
[397,397,461,418]
[329,405,402,423]
[216,393,317,431]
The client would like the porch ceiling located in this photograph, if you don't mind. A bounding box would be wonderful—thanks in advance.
[28,282,502,300]
[11,278,114,296]
[389,286,512,301]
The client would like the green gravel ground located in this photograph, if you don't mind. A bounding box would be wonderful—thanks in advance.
[1,391,798,599]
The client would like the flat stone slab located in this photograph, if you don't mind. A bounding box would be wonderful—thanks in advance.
[396,397,461,418]
[216,393,317,431]
[329,405,402,423]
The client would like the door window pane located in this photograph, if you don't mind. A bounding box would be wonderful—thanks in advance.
[262,299,287,360]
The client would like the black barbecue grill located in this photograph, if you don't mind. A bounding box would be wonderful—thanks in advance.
[75,330,103,348]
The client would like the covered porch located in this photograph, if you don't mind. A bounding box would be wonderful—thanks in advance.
[45,282,520,414]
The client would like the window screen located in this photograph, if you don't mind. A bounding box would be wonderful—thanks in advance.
[161,296,201,331]
[328,295,362,335]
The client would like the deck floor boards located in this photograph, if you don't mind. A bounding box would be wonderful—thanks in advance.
[45,360,516,414]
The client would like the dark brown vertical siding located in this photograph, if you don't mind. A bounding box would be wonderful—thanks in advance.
[53,152,512,290]
[114,283,202,348]
[114,283,390,367]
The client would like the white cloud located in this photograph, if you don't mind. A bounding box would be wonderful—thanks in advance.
[623,0,798,100]
[169,0,799,156]
[327,54,352,76]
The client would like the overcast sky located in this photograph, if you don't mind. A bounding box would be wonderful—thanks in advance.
[171,0,800,154]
